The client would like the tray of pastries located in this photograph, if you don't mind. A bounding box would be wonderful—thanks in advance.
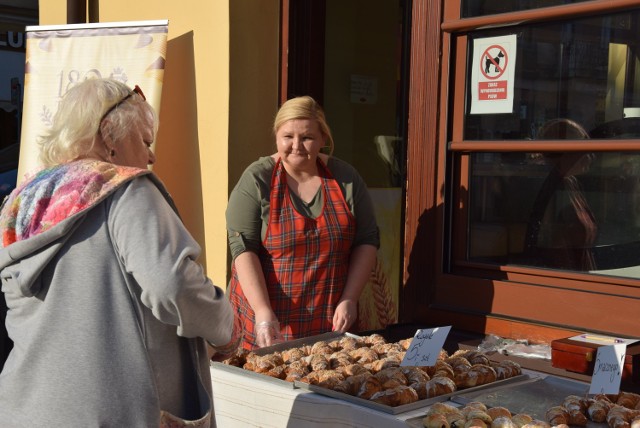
[407,382,640,428]
[406,400,543,428]
[219,331,530,414]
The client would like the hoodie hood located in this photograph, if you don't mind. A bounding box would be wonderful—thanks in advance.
[0,159,148,295]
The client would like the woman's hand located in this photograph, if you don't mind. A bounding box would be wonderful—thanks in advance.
[255,311,284,348]
[332,299,357,333]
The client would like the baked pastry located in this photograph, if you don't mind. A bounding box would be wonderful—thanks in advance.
[332,372,372,396]
[369,385,419,406]
[618,392,640,409]
[446,356,472,372]
[427,360,455,380]
[310,340,334,355]
[402,366,430,384]
[521,420,550,428]
[451,349,491,366]
[545,406,569,426]
[466,409,493,425]
[372,342,404,356]
[338,335,363,351]
[265,364,287,380]
[454,364,497,388]
[301,369,344,389]
[511,413,533,427]
[465,418,488,428]
[307,353,330,371]
[349,346,379,364]
[563,395,589,413]
[252,354,285,373]
[335,363,370,377]
[356,374,384,400]
[281,347,307,363]
[328,351,353,368]
[423,413,451,428]
[425,402,463,416]
[364,333,387,346]
[608,404,640,428]
[487,407,512,420]
[375,367,408,388]
[462,402,488,414]
[366,356,401,373]
[587,399,611,423]
[491,416,517,428]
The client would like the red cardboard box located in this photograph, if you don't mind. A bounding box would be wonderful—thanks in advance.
[551,337,640,383]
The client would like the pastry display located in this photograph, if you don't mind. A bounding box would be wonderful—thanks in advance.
[421,401,536,428]
[546,393,640,428]
[221,333,523,407]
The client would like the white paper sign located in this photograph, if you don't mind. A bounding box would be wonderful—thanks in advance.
[589,344,626,395]
[470,34,517,114]
[400,326,451,367]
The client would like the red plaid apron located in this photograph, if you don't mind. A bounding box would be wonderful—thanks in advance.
[229,158,355,350]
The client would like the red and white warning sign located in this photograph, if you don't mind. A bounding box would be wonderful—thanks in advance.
[470,35,517,114]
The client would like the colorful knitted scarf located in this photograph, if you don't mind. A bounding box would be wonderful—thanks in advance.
[0,159,148,247]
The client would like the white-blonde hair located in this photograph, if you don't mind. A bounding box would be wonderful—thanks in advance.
[38,78,157,167]
[273,96,334,155]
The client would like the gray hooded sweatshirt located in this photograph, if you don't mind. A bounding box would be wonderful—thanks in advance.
[0,160,240,427]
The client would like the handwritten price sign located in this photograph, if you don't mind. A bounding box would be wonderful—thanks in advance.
[400,326,452,367]
[589,344,626,395]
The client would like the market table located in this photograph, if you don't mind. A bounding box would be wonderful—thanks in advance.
[210,363,606,428]
[210,362,431,427]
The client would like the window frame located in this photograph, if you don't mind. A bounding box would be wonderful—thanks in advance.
[402,0,640,340]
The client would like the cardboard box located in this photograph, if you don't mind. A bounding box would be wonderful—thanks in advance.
[551,337,640,383]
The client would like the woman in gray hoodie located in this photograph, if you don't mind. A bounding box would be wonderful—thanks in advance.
[0,78,242,427]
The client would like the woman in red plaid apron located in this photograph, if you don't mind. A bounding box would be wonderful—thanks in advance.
[226,96,379,350]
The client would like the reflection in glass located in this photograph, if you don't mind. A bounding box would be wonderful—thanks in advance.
[468,151,640,276]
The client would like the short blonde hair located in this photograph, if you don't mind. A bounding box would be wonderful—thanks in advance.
[38,78,156,167]
[273,96,334,155]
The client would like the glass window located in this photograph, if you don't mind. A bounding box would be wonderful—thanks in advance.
[459,9,640,278]
[462,0,593,18]
[465,11,640,140]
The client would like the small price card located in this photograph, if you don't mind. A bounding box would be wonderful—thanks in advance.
[400,326,452,367]
[589,343,626,395]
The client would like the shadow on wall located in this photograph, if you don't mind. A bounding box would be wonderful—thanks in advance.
[403,183,496,333]
[153,31,207,270]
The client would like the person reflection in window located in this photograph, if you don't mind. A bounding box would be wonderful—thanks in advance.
[525,119,597,271]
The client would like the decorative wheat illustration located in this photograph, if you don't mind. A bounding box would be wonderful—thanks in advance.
[370,257,397,328]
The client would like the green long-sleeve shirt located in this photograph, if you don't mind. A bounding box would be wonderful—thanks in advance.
[226,156,380,260]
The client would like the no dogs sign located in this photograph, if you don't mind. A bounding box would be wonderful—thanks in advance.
[470,35,517,114]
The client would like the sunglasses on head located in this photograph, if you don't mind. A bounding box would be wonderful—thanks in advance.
[100,85,146,124]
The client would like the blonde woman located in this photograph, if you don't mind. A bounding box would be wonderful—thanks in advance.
[226,96,379,350]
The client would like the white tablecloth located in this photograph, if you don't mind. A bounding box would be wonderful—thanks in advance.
[210,363,429,427]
